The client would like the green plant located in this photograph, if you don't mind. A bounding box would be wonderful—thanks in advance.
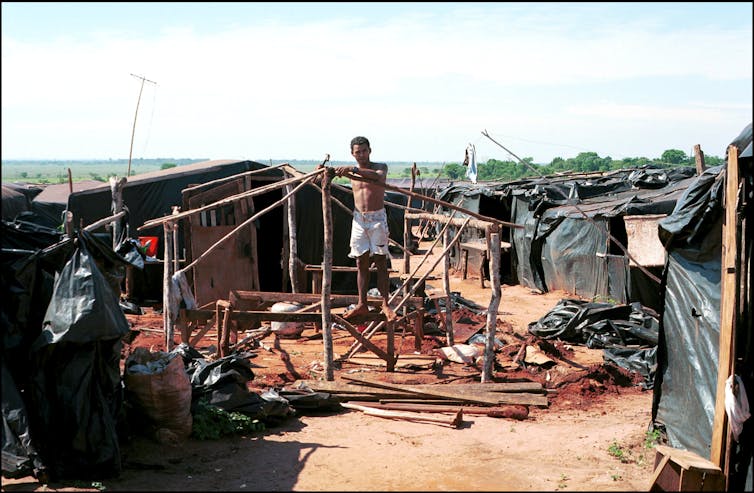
[644,428,661,449]
[611,474,622,481]
[608,440,631,463]
[557,473,569,489]
[191,399,265,440]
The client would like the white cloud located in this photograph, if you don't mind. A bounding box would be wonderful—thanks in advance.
[1,3,751,161]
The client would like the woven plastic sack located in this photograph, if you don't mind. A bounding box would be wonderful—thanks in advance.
[124,348,192,444]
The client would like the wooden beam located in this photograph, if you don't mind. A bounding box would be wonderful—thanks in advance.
[710,145,739,469]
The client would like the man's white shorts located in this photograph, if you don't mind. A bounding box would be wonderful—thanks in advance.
[349,209,390,258]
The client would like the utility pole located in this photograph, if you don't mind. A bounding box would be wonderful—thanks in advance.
[127,73,157,177]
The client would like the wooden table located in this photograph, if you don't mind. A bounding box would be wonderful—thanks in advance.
[459,240,511,287]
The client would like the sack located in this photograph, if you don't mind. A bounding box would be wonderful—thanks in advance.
[124,348,193,444]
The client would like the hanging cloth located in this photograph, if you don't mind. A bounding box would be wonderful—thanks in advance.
[464,143,477,184]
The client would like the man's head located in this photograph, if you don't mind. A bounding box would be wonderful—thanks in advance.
[350,136,371,166]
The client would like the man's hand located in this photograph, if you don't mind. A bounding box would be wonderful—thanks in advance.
[334,165,355,177]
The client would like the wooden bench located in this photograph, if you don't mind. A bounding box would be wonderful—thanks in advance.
[176,290,426,366]
[459,240,511,288]
[649,444,724,491]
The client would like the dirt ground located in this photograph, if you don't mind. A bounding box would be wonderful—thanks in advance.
[1,241,659,492]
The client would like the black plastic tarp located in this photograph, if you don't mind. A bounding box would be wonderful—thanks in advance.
[652,164,725,458]
[528,298,659,388]
[1,228,137,481]
[66,160,273,257]
[652,122,753,491]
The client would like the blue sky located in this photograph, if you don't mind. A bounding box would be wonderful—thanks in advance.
[2,2,752,164]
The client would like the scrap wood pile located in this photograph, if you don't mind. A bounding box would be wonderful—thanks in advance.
[286,374,549,428]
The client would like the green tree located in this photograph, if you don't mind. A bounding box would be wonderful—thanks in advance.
[161,162,177,170]
[444,162,466,179]
[660,149,688,165]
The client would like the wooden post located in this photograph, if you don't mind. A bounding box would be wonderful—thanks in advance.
[109,176,126,249]
[321,170,335,380]
[64,211,73,238]
[171,208,180,274]
[710,145,739,471]
[443,226,454,346]
[694,144,706,175]
[163,220,175,351]
[403,163,416,275]
[482,227,502,382]
[285,176,300,293]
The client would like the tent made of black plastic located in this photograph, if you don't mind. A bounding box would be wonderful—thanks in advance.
[65,160,274,257]
[435,166,698,311]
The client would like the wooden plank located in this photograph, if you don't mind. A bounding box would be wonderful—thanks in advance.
[710,145,739,468]
[429,382,545,393]
[182,309,384,324]
[341,375,548,407]
[229,290,423,308]
[292,380,417,398]
[347,401,529,420]
[654,445,723,474]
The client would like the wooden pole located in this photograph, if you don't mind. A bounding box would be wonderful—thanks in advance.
[482,227,502,382]
[347,172,520,230]
[285,173,299,293]
[405,211,496,232]
[109,176,126,249]
[443,226,455,346]
[171,207,180,274]
[321,169,335,380]
[694,144,706,175]
[710,145,739,469]
[127,74,156,178]
[404,163,417,275]
[67,168,73,194]
[163,220,174,351]
[82,210,127,232]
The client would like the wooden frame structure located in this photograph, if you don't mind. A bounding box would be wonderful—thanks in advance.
[137,163,522,382]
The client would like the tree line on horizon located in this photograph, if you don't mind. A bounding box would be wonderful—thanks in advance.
[422,148,725,182]
[2,149,724,185]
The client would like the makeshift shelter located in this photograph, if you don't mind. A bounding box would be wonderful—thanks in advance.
[1,185,32,222]
[651,122,752,490]
[28,180,104,230]
[63,160,282,302]
[436,167,698,311]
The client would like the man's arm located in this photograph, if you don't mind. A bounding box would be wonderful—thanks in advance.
[335,163,387,183]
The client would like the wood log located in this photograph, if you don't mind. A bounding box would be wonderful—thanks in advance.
[348,401,529,420]
[341,402,463,428]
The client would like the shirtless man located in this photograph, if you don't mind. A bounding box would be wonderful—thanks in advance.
[332,136,397,322]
